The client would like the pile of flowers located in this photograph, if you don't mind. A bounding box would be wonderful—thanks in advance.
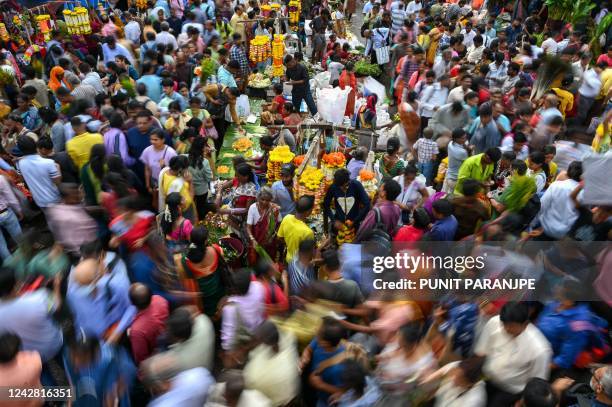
[217,165,230,175]
[267,145,295,182]
[298,166,325,190]
[322,152,346,168]
[357,169,378,198]
[232,137,253,152]
[293,155,305,166]
[336,220,355,245]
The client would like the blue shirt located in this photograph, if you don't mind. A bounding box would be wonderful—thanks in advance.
[272,180,295,218]
[323,180,371,225]
[137,74,163,103]
[427,215,458,241]
[15,154,61,208]
[536,302,599,369]
[67,252,136,339]
[310,338,346,406]
[217,65,237,88]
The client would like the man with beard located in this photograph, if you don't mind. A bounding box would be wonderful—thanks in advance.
[272,164,296,219]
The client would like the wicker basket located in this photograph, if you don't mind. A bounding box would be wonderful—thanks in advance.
[294,179,329,215]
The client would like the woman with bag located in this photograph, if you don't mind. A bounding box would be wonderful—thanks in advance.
[339,62,357,118]
[187,138,214,220]
[246,187,281,265]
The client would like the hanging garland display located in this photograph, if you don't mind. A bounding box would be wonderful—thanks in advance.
[35,15,51,42]
[249,35,271,63]
[271,34,285,77]
[0,24,8,42]
[288,0,300,31]
[63,7,92,35]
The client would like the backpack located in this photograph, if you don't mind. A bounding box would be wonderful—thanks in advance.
[369,207,392,248]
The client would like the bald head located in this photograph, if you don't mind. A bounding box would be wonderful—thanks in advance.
[73,258,99,286]
[129,283,152,310]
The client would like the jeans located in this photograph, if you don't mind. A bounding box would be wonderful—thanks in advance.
[292,90,318,116]
[576,94,595,125]
[0,208,22,260]
[417,161,435,186]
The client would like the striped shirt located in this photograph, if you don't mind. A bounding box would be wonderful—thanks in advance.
[390,1,406,35]
[287,257,316,296]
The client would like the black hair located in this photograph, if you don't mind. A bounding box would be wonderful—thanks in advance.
[296,195,315,214]
[253,259,274,278]
[382,178,402,201]
[321,250,340,270]
[478,104,493,117]
[432,199,453,217]
[514,132,528,144]
[104,172,131,198]
[235,163,255,184]
[502,151,517,162]
[298,239,316,254]
[320,316,345,347]
[38,106,59,125]
[187,227,209,263]
[485,147,502,163]
[89,144,107,181]
[36,135,54,151]
[412,208,430,230]
[567,161,582,182]
[462,179,481,197]
[523,378,557,407]
[341,360,367,397]
[17,135,37,155]
[529,151,549,179]
[403,165,418,177]
[169,155,189,173]
[499,302,529,324]
[0,267,16,298]
[160,192,183,235]
[232,268,252,296]
[512,159,528,175]
[451,128,467,141]
[0,332,21,363]
[161,78,174,87]
[188,136,206,170]
[333,168,350,187]
[167,308,193,341]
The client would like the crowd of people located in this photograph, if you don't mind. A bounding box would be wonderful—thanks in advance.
[0,0,610,406]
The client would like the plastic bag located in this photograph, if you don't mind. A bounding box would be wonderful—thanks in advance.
[313,71,332,90]
[225,94,250,121]
[363,76,386,103]
[582,153,612,205]
[316,87,351,124]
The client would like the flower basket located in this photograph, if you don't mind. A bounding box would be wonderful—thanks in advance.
[295,166,327,214]
[267,145,295,182]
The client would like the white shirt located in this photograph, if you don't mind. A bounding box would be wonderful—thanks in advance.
[156,31,179,51]
[148,368,214,407]
[247,203,282,226]
[124,21,141,44]
[435,366,486,407]
[81,72,105,94]
[418,83,449,118]
[475,316,551,394]
[446,86,466,104]
[406,0,422,15]
[541,37,558,55]
[500,135,529,160]
[460,29,476,48]
[578,68,602,98]
[538,178,580,239]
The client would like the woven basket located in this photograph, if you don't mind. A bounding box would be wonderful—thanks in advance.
[294,179,329,215]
